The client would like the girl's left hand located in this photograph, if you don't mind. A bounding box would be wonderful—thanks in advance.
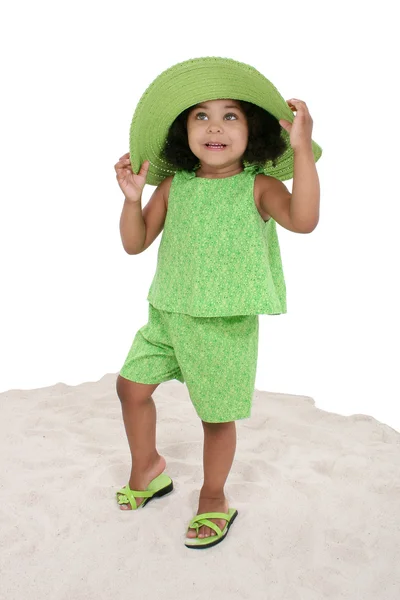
[279,99,313,151]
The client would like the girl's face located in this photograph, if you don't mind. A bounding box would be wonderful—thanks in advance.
[186,99,248,169]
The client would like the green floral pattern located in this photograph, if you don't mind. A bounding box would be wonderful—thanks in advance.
[147,164,287,316]
[119,302,258,422]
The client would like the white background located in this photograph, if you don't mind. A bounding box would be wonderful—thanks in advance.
[1,1,399,429]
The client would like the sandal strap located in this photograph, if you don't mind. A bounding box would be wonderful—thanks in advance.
[116,485,152,509]
[188,512,230,536]
[193,519,222,536]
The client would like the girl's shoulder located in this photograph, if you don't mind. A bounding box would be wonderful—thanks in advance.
[162,168,198,208]
[158,175,174,210]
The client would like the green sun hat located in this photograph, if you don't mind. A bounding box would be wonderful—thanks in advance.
[129,56,322,186]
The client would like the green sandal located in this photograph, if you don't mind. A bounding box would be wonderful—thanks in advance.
[116,473,173,510]
[185,509,238,549]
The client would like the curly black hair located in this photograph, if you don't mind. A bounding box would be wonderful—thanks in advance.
[160,100,288,172]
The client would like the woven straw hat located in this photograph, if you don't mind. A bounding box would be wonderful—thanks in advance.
[129,56,322,186]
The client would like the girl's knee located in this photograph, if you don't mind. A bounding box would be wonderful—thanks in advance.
[116,374,160,405]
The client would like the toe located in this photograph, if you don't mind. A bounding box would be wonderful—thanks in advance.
[210,519,226,535]
[218,519,227,533]
[186,527,198,538]
[199,526,210,538]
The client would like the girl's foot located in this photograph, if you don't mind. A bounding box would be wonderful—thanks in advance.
[186,493,229,539]
[118,454,167,510]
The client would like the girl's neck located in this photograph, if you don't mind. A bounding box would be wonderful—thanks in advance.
[195,163,245,179]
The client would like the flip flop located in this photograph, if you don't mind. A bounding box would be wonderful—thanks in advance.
[185,509,238,549]
[116,473,173,510]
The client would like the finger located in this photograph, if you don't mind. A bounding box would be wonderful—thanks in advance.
[116,156,131,168]
[114,161,128,171]
[288,99,308,111]
[138,159,150,173]
[114,160,131,174]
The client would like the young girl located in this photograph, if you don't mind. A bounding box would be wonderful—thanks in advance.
[113,57,321,549]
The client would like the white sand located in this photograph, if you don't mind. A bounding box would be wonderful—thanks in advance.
[1,374,400,599]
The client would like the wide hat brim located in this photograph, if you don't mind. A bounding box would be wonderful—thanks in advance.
[129,56,322,186]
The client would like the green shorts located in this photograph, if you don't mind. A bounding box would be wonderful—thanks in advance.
[119,303,259,423]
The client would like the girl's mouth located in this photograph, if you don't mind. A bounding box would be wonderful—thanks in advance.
[205,143,227,151]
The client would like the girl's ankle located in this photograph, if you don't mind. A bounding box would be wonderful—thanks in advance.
[130,454,165,481]
[199,487,225,500]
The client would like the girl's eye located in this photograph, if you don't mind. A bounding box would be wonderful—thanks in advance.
[195,112,238,121]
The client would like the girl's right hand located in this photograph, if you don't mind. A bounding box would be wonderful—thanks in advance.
[114,153,150,203]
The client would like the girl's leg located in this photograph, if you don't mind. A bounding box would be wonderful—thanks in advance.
[116,375,166,509]
[186,420,237,539]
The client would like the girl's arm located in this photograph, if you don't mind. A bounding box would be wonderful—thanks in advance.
[290,145,320,233]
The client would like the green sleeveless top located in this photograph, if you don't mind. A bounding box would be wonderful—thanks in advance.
[147,164,287,317]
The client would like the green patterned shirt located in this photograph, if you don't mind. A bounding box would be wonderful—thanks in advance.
[147,164,287,317]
